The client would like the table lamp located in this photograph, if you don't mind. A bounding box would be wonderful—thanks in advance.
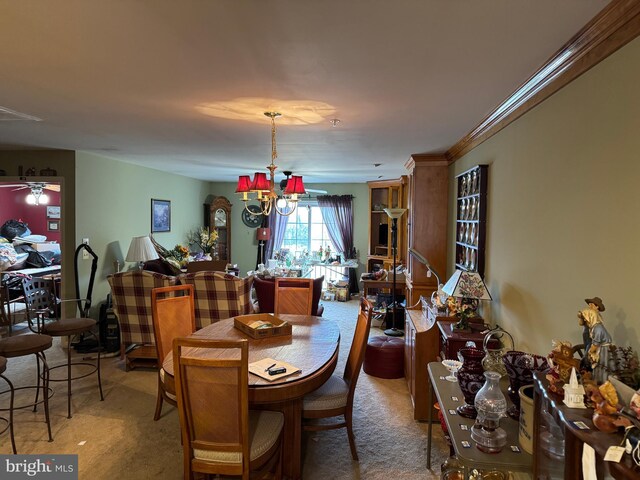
[441,269,492,330]
[126,235,159,270]
[383,208,406,337]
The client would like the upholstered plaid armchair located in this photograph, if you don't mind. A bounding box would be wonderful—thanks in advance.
[177,272,254,329]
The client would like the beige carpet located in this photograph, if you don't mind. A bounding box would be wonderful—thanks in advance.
[0,299,449,479]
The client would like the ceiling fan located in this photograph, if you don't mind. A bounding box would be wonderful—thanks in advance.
[279,171,327,195]
[0,182,60,205]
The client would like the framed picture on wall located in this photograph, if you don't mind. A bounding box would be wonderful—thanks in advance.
[47,220,60,231]
[46,206,61,219]
[151,199,171,233]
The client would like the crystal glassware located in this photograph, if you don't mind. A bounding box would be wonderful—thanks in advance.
[502,350,550,420]
[456,347,486,418]
[471,371,507,453]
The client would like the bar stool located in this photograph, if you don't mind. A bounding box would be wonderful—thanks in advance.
[41,318,104,418]
[0,356,16,453]
[0,334,54,446]
[22,277,104,419]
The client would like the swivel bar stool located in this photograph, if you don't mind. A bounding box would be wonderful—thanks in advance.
[0,356,16,453]
[0,332,54,446]
[23,245,104,419]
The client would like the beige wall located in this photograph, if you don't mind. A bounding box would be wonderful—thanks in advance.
[75,152,211,316]
[208,182,370,278]
[450,37,640,355]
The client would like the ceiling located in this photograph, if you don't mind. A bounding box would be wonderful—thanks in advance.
[0,1,609,183]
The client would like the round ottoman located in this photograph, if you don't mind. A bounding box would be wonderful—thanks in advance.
[363,336,404,379]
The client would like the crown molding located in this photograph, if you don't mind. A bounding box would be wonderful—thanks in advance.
[446,0,640,162]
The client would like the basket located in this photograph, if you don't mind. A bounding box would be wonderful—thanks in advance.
[234,313,292,339]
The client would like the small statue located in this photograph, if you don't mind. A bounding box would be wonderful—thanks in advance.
[546,340,581,395]
[585,381,631,432]
[577,297,614,384]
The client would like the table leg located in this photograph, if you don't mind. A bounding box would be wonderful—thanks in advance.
[427,377,434,470]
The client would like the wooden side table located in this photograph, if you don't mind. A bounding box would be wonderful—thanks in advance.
[436,319,497,360]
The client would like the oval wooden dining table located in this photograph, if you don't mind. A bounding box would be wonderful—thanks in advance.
[162,314,341,480]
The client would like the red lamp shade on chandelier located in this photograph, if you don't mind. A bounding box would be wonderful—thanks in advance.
[235,112,306,217]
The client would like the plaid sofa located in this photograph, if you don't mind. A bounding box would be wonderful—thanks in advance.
[178,272,254,329]
[107,271,254,347]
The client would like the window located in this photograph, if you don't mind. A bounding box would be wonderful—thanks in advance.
[281,203,334,256]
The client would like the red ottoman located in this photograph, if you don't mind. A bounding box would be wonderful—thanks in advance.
[363,336,404,379]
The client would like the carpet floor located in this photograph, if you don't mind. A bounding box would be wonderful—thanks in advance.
[0,299,449,479]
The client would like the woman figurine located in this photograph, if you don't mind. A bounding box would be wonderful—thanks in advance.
[577,297,614,384]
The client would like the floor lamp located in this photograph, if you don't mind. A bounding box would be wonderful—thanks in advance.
[256,227,271,265]
[383,208,406,337]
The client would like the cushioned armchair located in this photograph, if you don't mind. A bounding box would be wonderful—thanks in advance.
[107,271,177,369]
[178,272,254,328]
[253,276,324,316]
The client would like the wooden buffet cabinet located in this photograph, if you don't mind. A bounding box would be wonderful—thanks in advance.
[404,307,439,420]
[404,155,448,305]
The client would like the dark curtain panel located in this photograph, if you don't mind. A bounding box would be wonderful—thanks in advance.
[264,207,289,261]
[317,195,358,294]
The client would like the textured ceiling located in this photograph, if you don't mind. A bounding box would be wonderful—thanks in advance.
[0,0,609,183]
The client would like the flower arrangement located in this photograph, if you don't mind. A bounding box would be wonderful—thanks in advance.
[187,227,218,254]
[165,244,191,269]
[273,249,290,262]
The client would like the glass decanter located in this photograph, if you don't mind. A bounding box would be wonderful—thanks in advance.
[471,371,507,453]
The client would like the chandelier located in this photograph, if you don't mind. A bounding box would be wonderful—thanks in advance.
[235,112,306,217]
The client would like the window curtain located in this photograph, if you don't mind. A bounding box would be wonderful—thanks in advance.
[317,195,358,294]
[264,208,289,261]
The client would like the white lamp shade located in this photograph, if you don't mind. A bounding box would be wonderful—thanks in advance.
[442,269,492,300]
[125,235,159,263]
[383,208,407,220]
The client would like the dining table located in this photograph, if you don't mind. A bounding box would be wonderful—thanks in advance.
[162,314,341,480]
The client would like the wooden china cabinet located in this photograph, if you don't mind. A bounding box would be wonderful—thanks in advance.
[403,154,448,305]
[366,178,407,273]
[203,195,232,262]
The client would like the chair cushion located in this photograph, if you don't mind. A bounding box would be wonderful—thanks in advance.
[42,317,96,336]
[159,367,176,399]
[178,273,254,329]
[0,334,53,358]
[0,356,6,374]
[193,410,283,464]
[254,276,324,316]
[303,374,349,411]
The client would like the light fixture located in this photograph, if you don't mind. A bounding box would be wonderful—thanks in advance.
[383,207,407,337]
[235,112,306,217]
[125,235,159,270]
[442,269,492,330]
[25,185,50,205]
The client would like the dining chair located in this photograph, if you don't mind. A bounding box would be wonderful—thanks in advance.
[302,296,373,461]
[274,277,314,316]
[150,284,195,420]
[173,337,284,480]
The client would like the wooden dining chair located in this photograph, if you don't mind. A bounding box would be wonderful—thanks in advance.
[274,277,314,315]
[302,296,373,461]
[173,337,284,480]
[151,284,196,421]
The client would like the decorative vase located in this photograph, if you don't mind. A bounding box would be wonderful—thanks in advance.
[456,347,486,418]
[502,350,549,420]
[471,371,507,453]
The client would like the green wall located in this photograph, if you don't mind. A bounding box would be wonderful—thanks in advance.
[75,152,211,316]
[450,36,640,355]
[208,182,369,279]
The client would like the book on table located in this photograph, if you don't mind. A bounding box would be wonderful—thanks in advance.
[248,357,302,382]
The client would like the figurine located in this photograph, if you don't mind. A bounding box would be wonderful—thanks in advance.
[546,340,581,395]
[563,367,586,408]
[577,297,614,384]
[585,381,631,432]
